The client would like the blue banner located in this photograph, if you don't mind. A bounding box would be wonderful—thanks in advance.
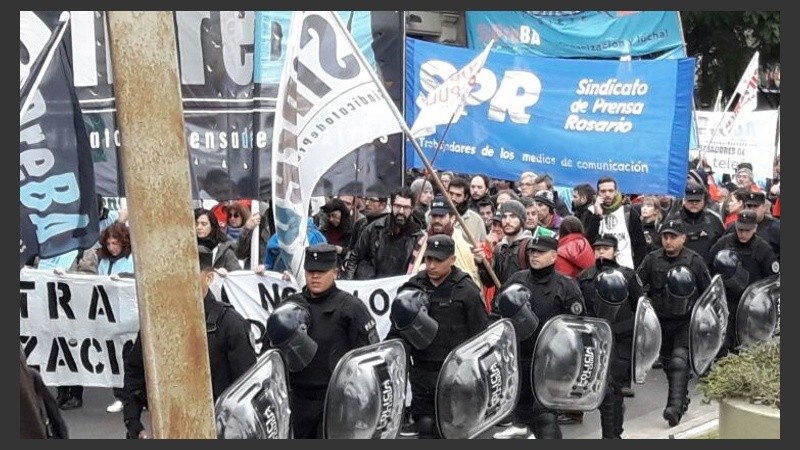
[405,38,694,196]
[466,11,686,59]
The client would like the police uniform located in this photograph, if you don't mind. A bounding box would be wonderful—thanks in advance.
[280,244,379,439]
[576,234,643,439]
[387,235,488,439]
[709,210,780,356]
[123,247,256,439]
[635,220,711,427]
[673,183,725,262]
[726,192,781,259]
[503,235,586,439]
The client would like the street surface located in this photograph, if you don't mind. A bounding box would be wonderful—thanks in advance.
[55,366,717,439]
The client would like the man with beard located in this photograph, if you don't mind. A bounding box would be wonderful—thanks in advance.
[577,234,643,438]
[477,199,496,233]
[586,176,648,270]
[349,195,389,252]
[468,174,492,213]
[448,176,488,243]
[344,187,426,279]
[410,194,482,289]
[475,200,537,294]
[571,183,596,232]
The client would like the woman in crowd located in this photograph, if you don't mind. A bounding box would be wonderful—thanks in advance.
[195,208,242,273]
[639,195,664,253]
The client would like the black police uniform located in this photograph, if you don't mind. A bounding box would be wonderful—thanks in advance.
[577,256,642,439]
[123,290,256,438]
[387,235,488,439]
[280,244,379,439]
[669,184,725,262]
[502,235,586,439]
[708,211,779,356]
[635,221,711,427]
[724,192,781,259]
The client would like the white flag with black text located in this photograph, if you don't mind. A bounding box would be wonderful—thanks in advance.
[271,11,402,283]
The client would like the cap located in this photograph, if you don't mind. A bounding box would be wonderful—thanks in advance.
[424,235,455,260]
[491,210,503,223]
[198,245,214,271]
[660,219,685,235]
[526,235,558,253]
[533,190,555,209]
[304,244,339,272]
[429,194,449,216]
[593,234,618,249]
[736,162,754,172]
[743,191,766,207]
[684,182,706,201]
[498,199,526,222]
[736,209,758,231]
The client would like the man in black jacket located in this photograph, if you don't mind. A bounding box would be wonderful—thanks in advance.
[122,246,256,439]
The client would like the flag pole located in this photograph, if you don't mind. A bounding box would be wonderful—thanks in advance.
[20,11,70,124]
[332,13,502,288]
[414,108,459,206]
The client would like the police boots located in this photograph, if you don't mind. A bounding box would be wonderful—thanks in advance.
[599,388,623,438]
[663,352,691,427]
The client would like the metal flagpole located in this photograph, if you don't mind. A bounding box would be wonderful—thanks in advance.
[332,12,502,288]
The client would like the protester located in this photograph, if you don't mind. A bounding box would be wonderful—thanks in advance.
[555,216,595,278]
[195,208,242,273]
[447,176,487,243]
[468,174,492,213]
[318,198,354,271]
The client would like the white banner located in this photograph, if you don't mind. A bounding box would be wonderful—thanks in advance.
[20,268,139,387]
[695,109,778,183]
[21,268,411,386]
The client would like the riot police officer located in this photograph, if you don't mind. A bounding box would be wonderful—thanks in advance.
[577,234,643,438]
[123,246,257,439]
[708,209,779,356]
[636,220,711,427]
[665,181,725,262]
[498,235,586,439]
[387,234,488,439]
[268,244,379,439]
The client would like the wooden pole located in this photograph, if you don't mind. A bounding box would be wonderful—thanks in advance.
[106,11,216,439]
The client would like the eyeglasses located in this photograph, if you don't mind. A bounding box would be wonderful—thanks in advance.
[392,204,412,211]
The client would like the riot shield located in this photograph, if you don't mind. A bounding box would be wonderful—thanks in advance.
[214,349,292,439]
[531,315,613,411]
[736,275,780,347]
[631,296,662,384]
[435,319,519,439]
[323,339,408,439]
[689,275,729,376]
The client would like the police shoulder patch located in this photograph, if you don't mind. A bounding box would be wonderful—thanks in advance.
[771,261,780,274]
[570,302,583,315]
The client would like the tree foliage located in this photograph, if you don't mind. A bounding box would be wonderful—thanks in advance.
[681,11,780,108]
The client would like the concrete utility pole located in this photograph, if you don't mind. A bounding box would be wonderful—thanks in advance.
[106,11,216,438]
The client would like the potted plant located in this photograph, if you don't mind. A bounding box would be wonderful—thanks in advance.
[698,337,780,439]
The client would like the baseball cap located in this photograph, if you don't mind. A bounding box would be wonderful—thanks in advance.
[429,194,450,216]
[526,235,558,253]
[593,234,618,249]
[743,191,766,207]
[424,235,455,260]
[735,209,758,231]
[660,219,685,235]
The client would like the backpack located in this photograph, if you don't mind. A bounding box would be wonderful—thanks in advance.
[516,237,531,271]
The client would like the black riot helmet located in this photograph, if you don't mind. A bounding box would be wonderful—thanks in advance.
[496,283,539,341]
[713,250,741,280]
[594,269,628,322]
[390,287,439,350]
[666,266,697,298]
[266,302,318,372]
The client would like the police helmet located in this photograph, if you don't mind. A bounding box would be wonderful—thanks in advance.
[266,302,318,372]
[390,287,438,350]
[496,283,539,341]
[666,266,697,298]
[712,249,742,280]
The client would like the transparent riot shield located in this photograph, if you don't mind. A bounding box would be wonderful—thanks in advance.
[435,319,519,439]
[689,275,729,376]
[323,339,408,439]
[532,315,613,411]
[632,296,662,384]
[736,275,780,347]
[214,349,292,439]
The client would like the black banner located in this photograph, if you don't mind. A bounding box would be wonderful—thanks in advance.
[20,11,99,264]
